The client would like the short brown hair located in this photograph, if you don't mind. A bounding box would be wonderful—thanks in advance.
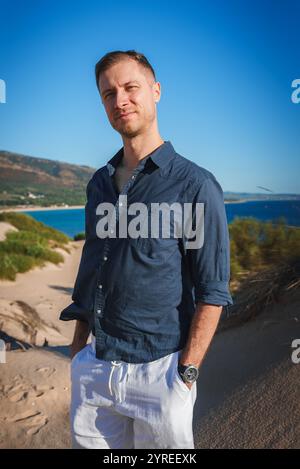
[95,50,156,90]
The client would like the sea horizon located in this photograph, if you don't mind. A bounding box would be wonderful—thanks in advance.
[1,199,297,238]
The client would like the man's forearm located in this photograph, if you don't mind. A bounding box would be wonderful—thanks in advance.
[70,320,90,359]
[179,302,223,369]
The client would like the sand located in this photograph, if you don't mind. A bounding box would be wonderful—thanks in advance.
[0,222,18,242]
[0,230,299,448]
[0,239,84,343]
[0,238,85,448]
[0,348,71,449]
[193,287,300,448]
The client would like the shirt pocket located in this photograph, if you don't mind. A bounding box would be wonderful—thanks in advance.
[132,236,178,261]
[127,201,181,259]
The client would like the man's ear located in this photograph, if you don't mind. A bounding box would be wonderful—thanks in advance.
[153,81,161,103]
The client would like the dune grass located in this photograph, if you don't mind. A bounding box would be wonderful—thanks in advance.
[0,211,71,280]
[222,217,300,325]
[73,231,85,241]
[229,216,300,285]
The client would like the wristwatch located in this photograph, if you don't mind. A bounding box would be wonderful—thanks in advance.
[177,363,199,384]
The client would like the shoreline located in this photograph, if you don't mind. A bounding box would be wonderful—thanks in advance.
[0,197,298,212]
[0,205,85,212]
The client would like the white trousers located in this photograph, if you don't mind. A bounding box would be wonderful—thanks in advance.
[70,337,197,449]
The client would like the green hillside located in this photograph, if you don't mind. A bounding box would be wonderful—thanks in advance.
[0,150,96,207]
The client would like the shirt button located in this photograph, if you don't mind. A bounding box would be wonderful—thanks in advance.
[131,175,135,179]
[98,284,103,289]
[103,256,108,261]
[96,309,102,314]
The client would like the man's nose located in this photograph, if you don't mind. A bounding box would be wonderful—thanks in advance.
[114,90,130,109]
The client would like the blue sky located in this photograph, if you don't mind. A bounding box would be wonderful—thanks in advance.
[0,0,299,193]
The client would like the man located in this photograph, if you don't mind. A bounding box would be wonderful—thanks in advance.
[59,50,233,449]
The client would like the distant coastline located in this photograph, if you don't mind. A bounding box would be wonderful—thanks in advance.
[1,197,299,212]
[0,205,86,212]
[1,202,240,212]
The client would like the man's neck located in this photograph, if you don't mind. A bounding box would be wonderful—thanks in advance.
[121,133,165,171]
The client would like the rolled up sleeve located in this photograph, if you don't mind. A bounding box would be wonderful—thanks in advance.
[185,176,233,307]
[59,301,90,323]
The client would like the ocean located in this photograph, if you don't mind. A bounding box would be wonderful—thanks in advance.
[22,199,300,238]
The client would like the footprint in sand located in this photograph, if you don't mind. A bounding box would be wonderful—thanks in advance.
[6,384,28,402]
[33,384,54,397]
[26,416,48,436]
[7,409,41,423]
[35,366,56,377]
[9,390,29,402]
[4,381,54,402]
[7,410,48,435]
[12,374,24,383]
[36,300,54,313]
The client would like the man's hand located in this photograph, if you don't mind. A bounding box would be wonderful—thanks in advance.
[185,381,193,390]
[70,320,90,360]
[70,343,86,360]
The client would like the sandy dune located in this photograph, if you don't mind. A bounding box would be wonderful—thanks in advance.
[0,240,84,343]
[0,240,84,448]
[193,288,300,448]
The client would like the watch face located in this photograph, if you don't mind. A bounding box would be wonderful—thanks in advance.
[184,366,198,383]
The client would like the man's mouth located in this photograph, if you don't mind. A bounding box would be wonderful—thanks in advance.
[117,112,135,119]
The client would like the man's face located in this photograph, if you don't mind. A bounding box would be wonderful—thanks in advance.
[98,59,161,138]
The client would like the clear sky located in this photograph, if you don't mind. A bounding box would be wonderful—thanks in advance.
[0,0,299,193]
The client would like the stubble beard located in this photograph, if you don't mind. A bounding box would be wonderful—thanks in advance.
[112,110,155,139]
[114,115,145,139]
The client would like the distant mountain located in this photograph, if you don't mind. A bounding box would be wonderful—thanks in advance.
[0,150,299,208]
[223,191,300,201]
[0,150,96,207]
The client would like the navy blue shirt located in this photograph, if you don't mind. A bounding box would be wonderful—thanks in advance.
[59,141,233,363]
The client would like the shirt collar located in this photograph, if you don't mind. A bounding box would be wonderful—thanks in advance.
[106,140,176,176]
